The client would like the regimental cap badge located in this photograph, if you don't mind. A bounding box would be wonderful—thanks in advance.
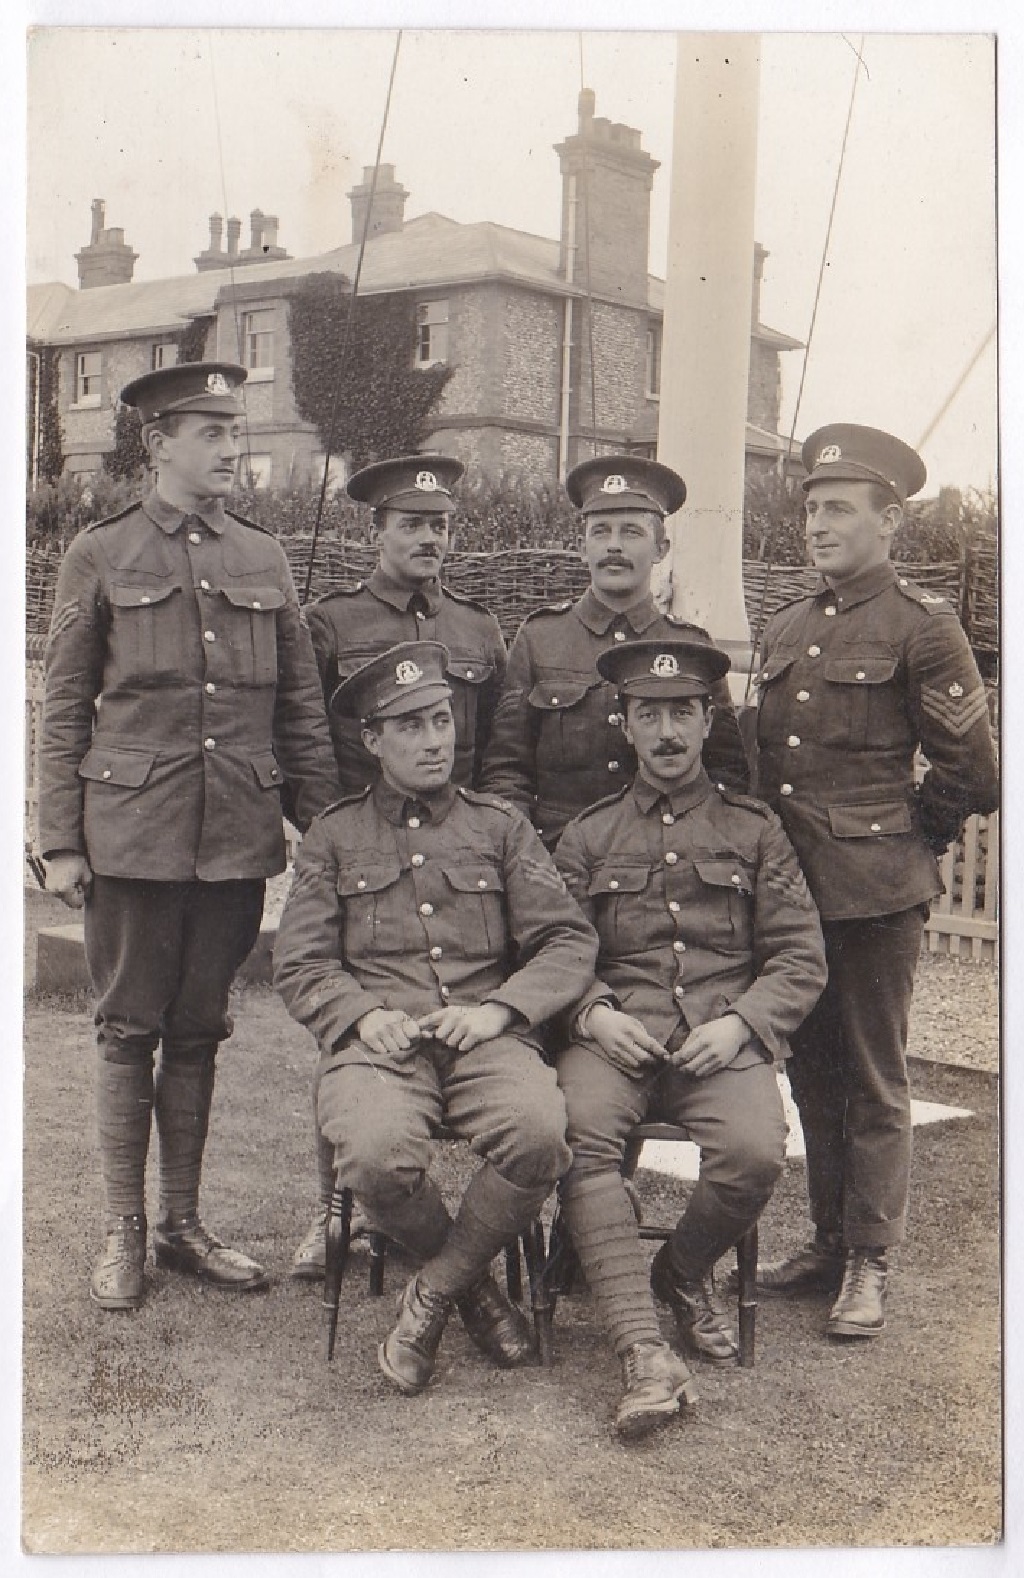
[818,443,843,464]
[395,660,424,686]
[948,681,964,698]
[650,653,681,678]
[206,372,234,397]
[601,474,629,494]
[346,454,464,514]
[415,470,438,492]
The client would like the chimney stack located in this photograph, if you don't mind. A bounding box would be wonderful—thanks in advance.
[75,198,138,288]
[347,163,409,245]
[226,217,241,256]
[554,90,659,304]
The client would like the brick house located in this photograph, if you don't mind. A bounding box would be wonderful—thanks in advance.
[26,91,802,491]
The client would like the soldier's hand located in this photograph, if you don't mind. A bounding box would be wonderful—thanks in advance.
[585,1005,666,1075]
[356,1008,423,1060]
[670,1014,750,1079]
[418,1002,515,1051]
[44,851,93,910]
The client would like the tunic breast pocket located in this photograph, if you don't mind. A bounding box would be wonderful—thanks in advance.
[336,860,407,960]
[821,654,900,750]
[441,862,507,957]
[692,859,755,952]
[528,677,602,772]
[217,585,286,686]
[108,582,184,683]
[444,657,496,746]
[587,863,654,955]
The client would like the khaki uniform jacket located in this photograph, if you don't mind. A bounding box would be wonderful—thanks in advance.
[480,588,750,845]
[555,771,827,1065]
[38,491,340,880]
[305,567,507,793]
[272,780,599,1070]
[755,561,998,921]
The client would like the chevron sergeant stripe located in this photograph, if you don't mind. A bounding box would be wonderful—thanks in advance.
[920,684,990,737]
[47,599,80,640]
[519,855,568,893]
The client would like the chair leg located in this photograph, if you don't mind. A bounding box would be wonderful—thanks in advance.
[504,1238,524,1304]
[368,1232,388,1296]
[522,1218,555,1367]
[736,1222,758,1368]
[544,1203,578,1296]
[324,1182,353,1363]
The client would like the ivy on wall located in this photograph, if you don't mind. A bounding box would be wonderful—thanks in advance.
[36,348,65,486]
[287,272,454,470]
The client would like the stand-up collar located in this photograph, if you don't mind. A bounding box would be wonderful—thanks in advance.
[576,587,661,636]
[143,488,228,535]
[372,778,458,826]
[816,558,898,611]
[368,565,444,616]
[632,767,714,817]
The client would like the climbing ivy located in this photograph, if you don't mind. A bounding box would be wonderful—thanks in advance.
[36,347,64,486]
[287,272,453,470]
[178,314,214,363]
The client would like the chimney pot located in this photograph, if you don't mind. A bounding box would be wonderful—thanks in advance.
[210,213,223,250]
[226,217,241,255]
[90,198,105,244]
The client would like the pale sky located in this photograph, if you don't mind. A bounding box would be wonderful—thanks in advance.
[25,25,999,492]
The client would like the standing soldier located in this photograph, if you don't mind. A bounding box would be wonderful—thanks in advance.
[752,424,998,1338]
[39,362,340,1311]
[291,454,508,1278]
[480,454,749,848]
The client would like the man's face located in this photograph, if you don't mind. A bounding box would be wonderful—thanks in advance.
[149,414,243,504]
[373,509,451,587]
[362,700,456,794]
[803,480,898,583]
[624,695,713,789]
[582,510,668,602]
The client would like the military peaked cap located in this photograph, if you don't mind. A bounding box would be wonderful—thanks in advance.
[566,453,686,517]
[597,636,730,699]
[120,362,247,422]
[347,454,464,515]
[801,423,927,504]
[331,640,453,722]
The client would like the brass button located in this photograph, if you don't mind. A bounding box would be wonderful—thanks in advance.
[411,854,425,868]
[466,669,474,679]
[407,817,421,829]
[787,735,801,748]
[139,595,151,605]
[673,940,686,954]
[870,822,882,833]
[796,690,810,702]
[415,610,426,621]
[608,879,619,891]
[613,631,626,642]
[439,984,450,1000]
[825,606,837,617]
[662,813,675,826]
[780,783,793,796]
[856,671,866,681]
[430,946,443,960]
[271,768,280,779]
[477,878,489,889]
[665,852,678,866]
[102,768,112,780]
[731,873,742,886]
[205,682,216,695]
[668,900,680,914]
[807,645,821,658]
[253,600,262,610]
[419,902,434,917]
[550,695,559,705]
[674,985,685,998]
[608,760,620,772]
[356,879,366,891]
[204,629,216,642]
[189,531,202,545]
[608,713,620,726]
[200,579,211,592]
[204,737,216,750]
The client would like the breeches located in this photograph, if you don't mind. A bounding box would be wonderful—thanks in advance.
[84,875,266,1063]
[317,1033,571,1203]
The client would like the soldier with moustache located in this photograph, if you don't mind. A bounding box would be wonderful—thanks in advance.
[480,455,749,849]
[38,362,340,1311]
[290,454,508,1278]
[751,424,998,1338]
[553,638,826,1439]
[273,642,598,1395]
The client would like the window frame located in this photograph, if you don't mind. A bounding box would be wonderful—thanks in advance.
[415,298,450,368]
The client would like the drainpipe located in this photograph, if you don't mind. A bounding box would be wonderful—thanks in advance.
[558,175,579,482]
[27,349,41,491]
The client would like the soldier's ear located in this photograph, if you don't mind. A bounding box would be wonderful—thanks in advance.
[654,526,670,564]
[361,723,384,759]
[702,700,715,741]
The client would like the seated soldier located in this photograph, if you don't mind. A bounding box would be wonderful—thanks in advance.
[554,638,827,1440]
[273,641,598,1395]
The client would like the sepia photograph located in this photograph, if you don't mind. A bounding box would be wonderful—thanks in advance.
[11,3,1016,1570]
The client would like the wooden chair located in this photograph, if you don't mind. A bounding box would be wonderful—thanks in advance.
[543,1121,759,1368]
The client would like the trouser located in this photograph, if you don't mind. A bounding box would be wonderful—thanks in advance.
[317,1034,571,1298]
[556,1043,787,1354]
[786,905,928,1250]
[83,876,266,1222]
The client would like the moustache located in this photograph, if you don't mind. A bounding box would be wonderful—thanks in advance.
[651,742,687,757]
[598,557,633,570]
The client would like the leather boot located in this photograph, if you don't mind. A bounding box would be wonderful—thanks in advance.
[153,1214,269,1291]
[826,1249,888,1339]
[751,1231,845,1295]
[90,1214,147,1311]
[456,1272,536,1367]
[650,1244,738,1364]
[614,1340,699,1441]
[378,1274,453,1395]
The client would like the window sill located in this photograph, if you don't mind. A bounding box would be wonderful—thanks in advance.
[414,360,448,371]
[245,366,275,383]
[70,397,102,411]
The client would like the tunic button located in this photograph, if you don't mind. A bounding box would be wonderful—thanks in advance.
[440,985,451,1000]
[430,946,443,960]
[899,577,909,587]
[807,645,821,658]
[550,696,559,705]
[608,761,620,772]
[608,879,619,891]
[204,737,216,750]
[356,880,366,891]
[665,852,678,865]
[102,768,112,780]
[407,817,421,829]
[411,854,425,867]
[668,900,681,914]
[796,690,810,702]
[870,822,882,833]
[674,985,686,998]
[787,735,801,747]
[662,813,675,826]
[139,595,151,605]
[466,669,474,679]
[189,532,202,545]
[253,600,261,610]
[477,878,489,889]
[415,610,425,621]
[419,903,434,917]
[200,579,211,592]
[613,631,626,642]
[824,606,837,617]
[856,671,866,681]
[780,783,793,796]
[608,714,620,726]
[204,630,216,642]
[205,682,215,694]
[673,940,686,954]
[731,873,742,886]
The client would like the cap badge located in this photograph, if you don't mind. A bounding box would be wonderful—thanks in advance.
[206,372,234,397]
[948,681,964,698]
[415,470,438,492]
[651,653,681,678]
[818,444,843,464]
[602,474,628,494]
[395,660,424,686]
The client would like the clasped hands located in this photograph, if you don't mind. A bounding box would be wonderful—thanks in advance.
[356,1000,515,1060]
[583,1003,750,1079]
